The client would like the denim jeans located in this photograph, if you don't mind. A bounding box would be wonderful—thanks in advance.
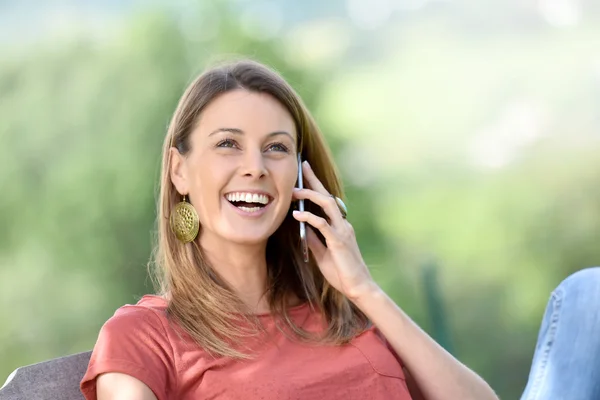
[521,267,600,400]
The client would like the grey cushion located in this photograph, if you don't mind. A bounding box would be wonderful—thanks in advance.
[0,351,92,400]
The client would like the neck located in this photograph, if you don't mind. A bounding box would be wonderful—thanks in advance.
[200,233,271,314]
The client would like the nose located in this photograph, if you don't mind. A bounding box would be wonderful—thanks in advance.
[240,149,268,179]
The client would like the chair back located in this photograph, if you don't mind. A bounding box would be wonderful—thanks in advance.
[0,351,92,400]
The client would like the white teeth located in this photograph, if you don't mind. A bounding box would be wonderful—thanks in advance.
[225,192,269,205]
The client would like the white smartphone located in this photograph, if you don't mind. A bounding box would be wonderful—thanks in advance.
[297,153,309,263]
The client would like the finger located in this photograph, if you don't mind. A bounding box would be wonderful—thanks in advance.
[292,210,337,244]
[305,226,327,262]
[293,188,344,226]
[302,161,329,195]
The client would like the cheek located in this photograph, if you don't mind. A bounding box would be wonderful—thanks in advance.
[194,155,226,186]
[190,159,226,203]
[288,169,299,188]
[280,162,299,190]
[281,168,299,205]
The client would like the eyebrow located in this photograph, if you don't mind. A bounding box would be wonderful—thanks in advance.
[208,127,295,141]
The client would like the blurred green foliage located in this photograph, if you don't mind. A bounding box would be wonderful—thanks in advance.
[2,2,600,399]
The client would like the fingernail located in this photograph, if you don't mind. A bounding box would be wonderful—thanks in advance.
[293,210,300,216]
[293,187,302,191]
[303,160,310,168]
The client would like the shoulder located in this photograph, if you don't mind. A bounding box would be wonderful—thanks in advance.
[81,295,175,400]
[86,295,175,367]
[350,326,408,380]
[352,326,405,368]
[94,294,173,348]
[107,295,168,325]
[98,295,170,339]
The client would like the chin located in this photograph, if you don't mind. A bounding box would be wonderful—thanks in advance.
[227,235,269,246]
[221,228,272,246]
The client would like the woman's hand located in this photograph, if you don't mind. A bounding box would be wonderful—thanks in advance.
[292,162,499,400]
[291,161,376,301]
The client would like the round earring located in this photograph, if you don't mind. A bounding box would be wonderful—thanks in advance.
[170,194,199,243]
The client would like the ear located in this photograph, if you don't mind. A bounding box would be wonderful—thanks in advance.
[169,147,188,195]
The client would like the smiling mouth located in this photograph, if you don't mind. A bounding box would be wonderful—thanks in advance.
[224,193,273,212]
[229,201,266,211]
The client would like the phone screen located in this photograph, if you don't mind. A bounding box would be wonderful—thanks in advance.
[297,153,309,262]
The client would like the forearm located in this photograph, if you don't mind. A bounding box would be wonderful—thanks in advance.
[353,283,498,400]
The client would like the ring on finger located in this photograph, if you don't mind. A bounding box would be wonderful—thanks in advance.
[330,195,348,218]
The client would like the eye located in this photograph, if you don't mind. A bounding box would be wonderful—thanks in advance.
[216,138,238,148]
[267,142,290,153]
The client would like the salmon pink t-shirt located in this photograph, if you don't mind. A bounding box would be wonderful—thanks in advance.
[80,295,412,400]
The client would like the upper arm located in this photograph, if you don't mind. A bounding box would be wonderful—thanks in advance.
[80,308,174,400]
[96,372,158,400]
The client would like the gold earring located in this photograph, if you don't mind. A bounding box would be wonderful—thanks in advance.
[170,194,199,243]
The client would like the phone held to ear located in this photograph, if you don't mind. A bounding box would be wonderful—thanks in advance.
[297,153,309,263]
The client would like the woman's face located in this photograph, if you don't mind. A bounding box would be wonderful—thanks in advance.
[170,89,298,245]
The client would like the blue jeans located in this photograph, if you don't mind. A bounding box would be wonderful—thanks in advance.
[521,267,600,400]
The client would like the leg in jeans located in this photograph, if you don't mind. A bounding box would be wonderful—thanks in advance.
[521,267,600,400]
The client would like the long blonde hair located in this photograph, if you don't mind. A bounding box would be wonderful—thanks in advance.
[150,59,369,358]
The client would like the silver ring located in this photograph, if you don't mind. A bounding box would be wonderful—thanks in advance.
[331,195,348,218]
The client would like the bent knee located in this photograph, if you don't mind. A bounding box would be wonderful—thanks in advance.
[557,267,600,299]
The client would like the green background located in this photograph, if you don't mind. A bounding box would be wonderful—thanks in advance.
[2,1,600,398]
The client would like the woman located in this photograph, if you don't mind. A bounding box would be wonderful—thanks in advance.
[80,60,497,400]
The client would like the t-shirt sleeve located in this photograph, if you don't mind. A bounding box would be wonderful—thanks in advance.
[80,306,175,400]
[375,327,426,400]
[374,328,403,363]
